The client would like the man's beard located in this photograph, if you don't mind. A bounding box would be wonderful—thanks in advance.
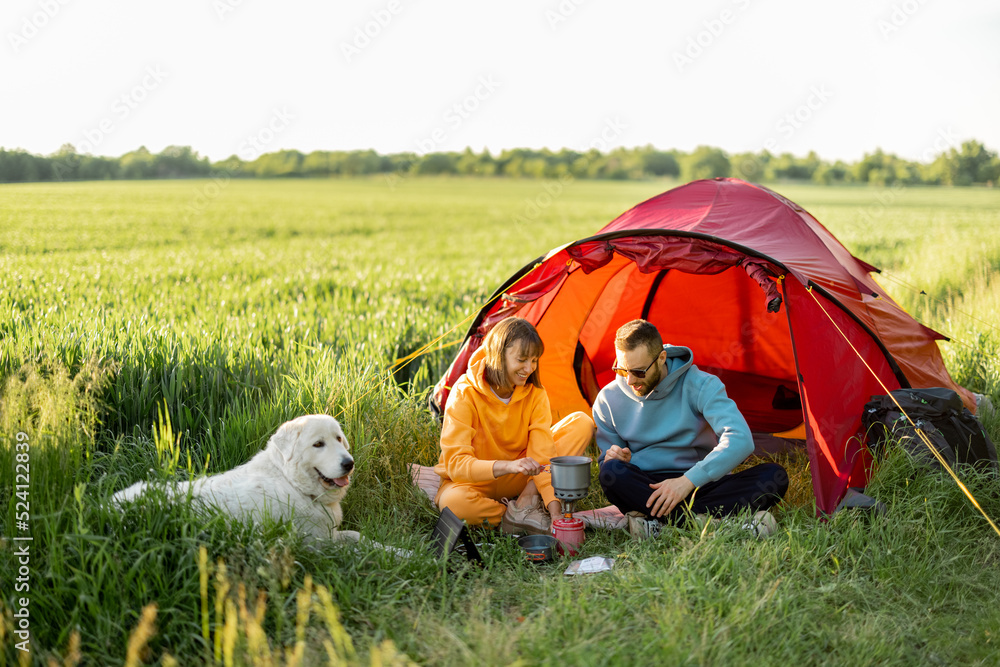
[631,363,661,397]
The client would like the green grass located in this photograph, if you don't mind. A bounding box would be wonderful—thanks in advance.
[1,177,999,665]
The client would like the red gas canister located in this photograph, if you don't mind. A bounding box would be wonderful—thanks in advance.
[552,517,585,556]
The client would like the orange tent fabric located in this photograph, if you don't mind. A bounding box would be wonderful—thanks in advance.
[431,178,972,514]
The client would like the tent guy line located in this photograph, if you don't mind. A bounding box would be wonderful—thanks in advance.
[878,271,1000,341]
[332,290,507,424]
[803,284,1000,538]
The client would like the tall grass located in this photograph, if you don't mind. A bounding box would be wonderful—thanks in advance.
[1,178,998,665]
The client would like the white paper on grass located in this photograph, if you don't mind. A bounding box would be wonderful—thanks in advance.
[563,556,615,575]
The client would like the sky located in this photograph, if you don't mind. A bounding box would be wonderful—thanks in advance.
[2,0,999,164]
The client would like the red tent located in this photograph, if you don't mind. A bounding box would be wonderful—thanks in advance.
[431,178,973,514]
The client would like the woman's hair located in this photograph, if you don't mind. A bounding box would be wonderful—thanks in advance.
[482,318,544,392]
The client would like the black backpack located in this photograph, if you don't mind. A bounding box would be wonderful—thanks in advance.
[862,387,998,474]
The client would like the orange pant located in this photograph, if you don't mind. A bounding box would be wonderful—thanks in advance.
[435,411,595,527]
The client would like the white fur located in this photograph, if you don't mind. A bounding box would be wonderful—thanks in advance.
[114,414,362,542]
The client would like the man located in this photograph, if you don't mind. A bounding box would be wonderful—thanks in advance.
[593,319,787,538]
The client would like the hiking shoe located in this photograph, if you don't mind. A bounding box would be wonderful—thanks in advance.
[626,511,661,540]
[501,496,551,535]
[741,510,777,538]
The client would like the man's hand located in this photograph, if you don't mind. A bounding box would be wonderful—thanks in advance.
[603,445,632,464]
[493,457,542,477]
[646,475,696,517]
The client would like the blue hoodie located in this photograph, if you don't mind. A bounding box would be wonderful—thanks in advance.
[592,344,753,488]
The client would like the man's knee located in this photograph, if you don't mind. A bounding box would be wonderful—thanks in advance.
[754,462,789,500]
[598,458,632,491]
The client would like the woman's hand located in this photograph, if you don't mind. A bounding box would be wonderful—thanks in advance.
[493,457,542,477]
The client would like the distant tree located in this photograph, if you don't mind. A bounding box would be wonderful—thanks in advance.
[936,140,1000,185]
[569,153,594,178]
[500,153,524,177]
[812,161,850,185]
[854,149,924,186]
[0,148,45,182]
[384,152,417,175]
[78,155,120,180]
[252,150,304,177]
[49,143,81,181]
[414,152,458,175]
[341,150,382,176]
[120,146,156,179]
[638,146,680,177]
[521,157,548,178]
[152,146,210,178]
[682,146,731,180]
[2,139,998,185]
[456,148,497,175]
[731,150,770,182]
[765,152,820,181]
[212,154,247,176]
[302,151,332,176]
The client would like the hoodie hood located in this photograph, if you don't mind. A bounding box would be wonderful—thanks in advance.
[464,345,533,406]
[614,344,694,403]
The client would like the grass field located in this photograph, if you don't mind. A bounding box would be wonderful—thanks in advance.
[1,177,999,666]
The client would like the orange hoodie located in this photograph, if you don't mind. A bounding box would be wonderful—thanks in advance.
[434,346,559,507]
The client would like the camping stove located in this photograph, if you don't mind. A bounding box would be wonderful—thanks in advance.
[549,456,592,555]
[549,456,592,516]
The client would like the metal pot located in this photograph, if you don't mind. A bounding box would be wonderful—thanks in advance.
[548,455,592,501]
[518,534,557,563]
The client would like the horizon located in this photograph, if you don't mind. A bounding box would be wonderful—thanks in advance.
[6,134,990,167]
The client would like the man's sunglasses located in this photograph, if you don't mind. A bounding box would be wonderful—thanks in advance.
[612,356,657,380]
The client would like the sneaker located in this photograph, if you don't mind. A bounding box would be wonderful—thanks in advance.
[501,496,551,535]
[690,513,714,531]
[741,510,777,538]
[626,511,661,540]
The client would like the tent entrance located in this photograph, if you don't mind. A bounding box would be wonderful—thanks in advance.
[531,252,801,435]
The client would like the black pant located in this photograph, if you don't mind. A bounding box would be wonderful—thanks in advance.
[599,459,788,522]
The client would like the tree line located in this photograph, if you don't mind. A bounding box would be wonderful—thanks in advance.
[1,140,998,186]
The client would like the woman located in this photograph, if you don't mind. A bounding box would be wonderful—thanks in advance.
[434,317,595,534]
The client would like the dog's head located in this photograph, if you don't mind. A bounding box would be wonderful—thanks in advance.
[267,414,354,502]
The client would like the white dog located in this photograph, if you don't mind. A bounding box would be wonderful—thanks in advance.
[113,414,364,543]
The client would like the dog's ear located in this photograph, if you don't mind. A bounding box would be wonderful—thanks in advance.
[269,419,303,463]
